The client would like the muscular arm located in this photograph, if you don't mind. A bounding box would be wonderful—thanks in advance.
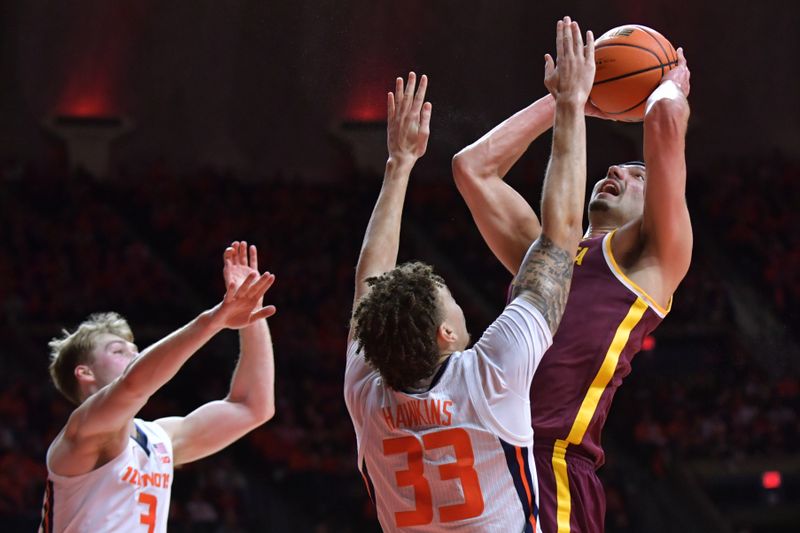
[351,73,432,321]
[49,269,275,476]
[156,319,275,466]
[156,243,277,466]
[353,157,415,306]
[640,50,693,292]
[510,17,593,333]
[49,311,226,476]
[452,95,554,275]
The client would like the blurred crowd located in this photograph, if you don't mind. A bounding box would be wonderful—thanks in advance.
[697,154,800,329]
[0,154,798,531]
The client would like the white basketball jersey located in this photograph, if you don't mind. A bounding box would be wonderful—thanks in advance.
[40,419,174,533]
[345,297,551,532]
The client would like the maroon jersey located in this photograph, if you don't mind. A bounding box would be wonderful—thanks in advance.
[530,230,669,467]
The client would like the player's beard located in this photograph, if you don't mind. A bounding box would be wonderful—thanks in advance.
[588,197,611,212]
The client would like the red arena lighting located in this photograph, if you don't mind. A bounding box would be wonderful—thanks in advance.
[762,471,782,490]
[642,335,656,351]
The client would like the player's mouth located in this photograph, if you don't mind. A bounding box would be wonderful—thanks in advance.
[597,179,622,197]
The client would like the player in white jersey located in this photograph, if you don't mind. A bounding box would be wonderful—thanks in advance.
[40,242,277,533]
[344,19,595,531]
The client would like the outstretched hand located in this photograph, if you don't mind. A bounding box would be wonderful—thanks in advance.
[544,16,595,106]
[387,72,432,162]
[216,241,276,329]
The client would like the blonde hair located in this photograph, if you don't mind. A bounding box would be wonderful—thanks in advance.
[48,312,134,404]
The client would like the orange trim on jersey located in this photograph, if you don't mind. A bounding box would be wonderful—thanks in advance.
[360,470,373,502]
[553,298,649,533]
[604,230,672,317]
[515,446,537,530]
[41,479,54,533]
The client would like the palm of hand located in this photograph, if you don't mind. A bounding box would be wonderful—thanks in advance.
[217,242,275,329]
[224,263,258,291]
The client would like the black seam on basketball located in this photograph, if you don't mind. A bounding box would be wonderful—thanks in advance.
[594,42,662,83]
[593,61,677,86]
[636,25,673,64]
[608,94,649,115]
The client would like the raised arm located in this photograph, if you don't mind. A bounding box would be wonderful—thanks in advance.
[510,17,594,333]
[451,52,615,276]
[640,48,693,291]
[451,91,553,274]
[49,259,275,476]
[351,72,432,311]
[155,242,277,465]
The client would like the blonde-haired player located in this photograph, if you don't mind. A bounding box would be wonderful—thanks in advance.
[344,17,595,532]
[40,242,276,533]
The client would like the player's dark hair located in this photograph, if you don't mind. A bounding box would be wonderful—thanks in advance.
[353,262,445,391]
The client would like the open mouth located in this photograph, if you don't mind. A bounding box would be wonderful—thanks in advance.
[598,180,621,197]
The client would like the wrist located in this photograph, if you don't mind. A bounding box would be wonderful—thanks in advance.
[386,155,417,172]
[202,305,229,332]
[555,99,585,120]
[648,79,684,103]
[538,93,557,109]
[555,97,586,111]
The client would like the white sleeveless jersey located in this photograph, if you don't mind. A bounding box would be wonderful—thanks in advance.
[345,297,551,533]
[40,419,174,533]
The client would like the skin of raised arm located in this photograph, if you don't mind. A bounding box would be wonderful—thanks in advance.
[155,242,278,466]
[50,263,275,476]
[510,17,594,334]
[639,48,693,291]
[450,96,553,274]
[453,94,556,184]
[351,72,432,311]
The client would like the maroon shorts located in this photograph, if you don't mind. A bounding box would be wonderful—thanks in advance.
[534,443,605,533]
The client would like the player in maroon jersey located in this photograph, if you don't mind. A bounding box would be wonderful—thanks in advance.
[451,21,692,533]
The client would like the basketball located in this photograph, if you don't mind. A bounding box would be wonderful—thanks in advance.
[590,25,678,121]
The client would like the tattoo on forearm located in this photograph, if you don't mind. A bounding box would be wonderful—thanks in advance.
[510,234,574,334]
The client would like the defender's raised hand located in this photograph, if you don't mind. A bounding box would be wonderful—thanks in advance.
[216,242,276,329]
[387,72,432,162]
[544,17,595,106]
[224,241,264,297]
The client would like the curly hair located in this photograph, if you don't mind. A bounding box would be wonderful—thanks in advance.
[353,262,446,391]
[48,312,134,404]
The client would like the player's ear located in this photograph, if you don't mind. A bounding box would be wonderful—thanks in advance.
[74,365,95,385]
[437,323,457,345]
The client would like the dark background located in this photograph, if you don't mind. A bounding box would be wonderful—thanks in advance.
[0,1,798,532]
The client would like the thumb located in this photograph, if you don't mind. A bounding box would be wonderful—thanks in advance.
[544,54,555,77]
[250,305,277,321]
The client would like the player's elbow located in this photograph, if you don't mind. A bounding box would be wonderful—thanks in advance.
[250,399,276,425]
[451,150,471,185]
[114,369,153,405]
[645,98,689,135]
[451,149,485,192]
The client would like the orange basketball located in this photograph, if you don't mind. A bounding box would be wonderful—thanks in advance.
[590,25,678,121]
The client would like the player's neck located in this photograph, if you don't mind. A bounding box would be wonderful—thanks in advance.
[406,354,451,393]
[584,223,615,240]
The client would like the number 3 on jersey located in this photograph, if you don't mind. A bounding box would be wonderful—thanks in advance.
[383,428,484,527]
[138,493,157,533]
